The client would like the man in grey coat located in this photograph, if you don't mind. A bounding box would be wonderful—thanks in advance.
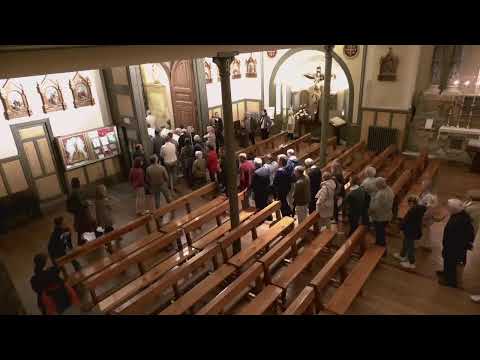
[146,154,172,209]
[369,177,394,250]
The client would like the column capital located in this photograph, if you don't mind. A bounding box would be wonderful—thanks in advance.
[213,52,239,79]
[324,45,335,54]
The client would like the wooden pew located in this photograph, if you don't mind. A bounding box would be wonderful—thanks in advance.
[159,203,283,315]
[83,230,182,305]
[378,156,405,185]
[282,286,317,315]
[323,141,365,171]
[57,214,152,278]
[236,284,284,315]
[235,131,288,159]
[151,182,218,231]
[112,242,222,315]
[309,226,368,310]
[269,133,312,160]
[324,245,385,315]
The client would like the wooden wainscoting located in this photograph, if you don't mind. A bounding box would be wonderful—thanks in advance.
[360,107,411,151]
[208,99,261,125]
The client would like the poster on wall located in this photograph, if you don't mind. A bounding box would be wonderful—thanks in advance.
[57,126,121,170]
[87,126,120,161]
[58,133,92,169]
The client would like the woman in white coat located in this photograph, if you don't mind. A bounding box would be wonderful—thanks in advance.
[316,172,337,230]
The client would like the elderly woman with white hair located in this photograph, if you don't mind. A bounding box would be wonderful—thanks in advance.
[369,177,394,250]
[361,166,378,197]
[204,126,216,151]
[316,171,337,230]
[437,198,475,288]
[193,134,205,155]
[192,150,207,189]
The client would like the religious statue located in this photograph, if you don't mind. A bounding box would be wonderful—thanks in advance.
[378,47,399,81]
[286,107,296,140]
[304,66,325,104]
[245,54,257,78]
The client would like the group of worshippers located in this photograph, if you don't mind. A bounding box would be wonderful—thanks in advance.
[238,109,274,147]
[241,152,479,293]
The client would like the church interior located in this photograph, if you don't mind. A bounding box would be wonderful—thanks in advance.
[1,45,480,315]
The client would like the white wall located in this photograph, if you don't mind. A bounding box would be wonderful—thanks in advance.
[0,70,111,159]
[362,45,421,110]
[205,52,262,108]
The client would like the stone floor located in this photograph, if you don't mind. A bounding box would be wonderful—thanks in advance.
[2,151,480,315]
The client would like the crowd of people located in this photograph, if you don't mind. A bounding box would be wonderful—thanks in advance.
[28,112,480,314]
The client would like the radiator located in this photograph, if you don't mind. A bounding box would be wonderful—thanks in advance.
[367,126,398,152]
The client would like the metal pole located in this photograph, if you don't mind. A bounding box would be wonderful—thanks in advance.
[319,45,335,167]
[213,53,241,253]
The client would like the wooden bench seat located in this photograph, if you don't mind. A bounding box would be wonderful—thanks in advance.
[113,242,221,315]
[325,245,385,315]
[380,156,404,185]
[83,230,182,303]
[236,285,283,315]
[57,214,152,273]
[192,209,256,251]
[95,245,197,314]
[227,216,295,269]
[258,211,320,284]
[268,133,312,160]
[182,191,246,246]
[67,231,166,287]
[159,196,226,234]
[271,230,336,295]
[196,262,264,315]
[159,264,237,315]
[282,286,316,315]
[309,226,368,309]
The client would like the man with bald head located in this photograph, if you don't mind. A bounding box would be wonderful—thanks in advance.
[369,177,394,251]
[437,199,475,288]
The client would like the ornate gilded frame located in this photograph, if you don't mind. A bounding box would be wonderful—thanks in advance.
[69,72,95,108]
[0,79,32,120]
[231,58,241,79]
[245,55,257,78]
[37,76,67,113]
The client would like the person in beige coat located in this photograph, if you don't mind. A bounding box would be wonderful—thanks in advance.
[95,184,114,234]
[315,172,336,230]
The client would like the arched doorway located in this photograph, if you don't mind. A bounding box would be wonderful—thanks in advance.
[269,47,354,138]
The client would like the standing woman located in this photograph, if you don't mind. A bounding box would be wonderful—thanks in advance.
[206,143,220,183]
[66,177,95,246]
[315,172,337,230]
[192,151,207,189]
[180,139,195,188]
[331,159,345,224]
[129,157,146,216]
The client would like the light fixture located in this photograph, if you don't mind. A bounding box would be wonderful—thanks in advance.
[453,79,460,86]
[464,80,471,86]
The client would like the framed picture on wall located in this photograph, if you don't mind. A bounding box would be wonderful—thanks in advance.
[204,61,213,84]
[37,76,67,113]
[87,126,120,160]
[245,54,257,78]
[231,58,241,79]
[69,72,95,108]
[0,79,33,120]
[57,133,93,169]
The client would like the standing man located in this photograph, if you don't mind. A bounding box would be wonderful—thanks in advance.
[293,165,310,224]
[160,132,178,192]
[146,154,172,209]
[259,109,272,140]
[369,177,394,253]
[245,115,257,145]
[305,158,322,214]
[438,199,475,288]
[238,153,255,191]
[152,129,164,159]
[273,155,293,217]
[251,157,271,213]
[212,112,224,150]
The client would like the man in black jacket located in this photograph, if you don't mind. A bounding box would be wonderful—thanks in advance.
[437,199,475,288]
[273,155,292,217]
[305,158,322,214]
[343,175,370,236]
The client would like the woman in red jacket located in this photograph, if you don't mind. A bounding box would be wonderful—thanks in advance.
[206,143,220,183]
[129,157,145,215]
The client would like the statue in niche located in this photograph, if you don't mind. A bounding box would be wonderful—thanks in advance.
[204,61,213,83]
[231,58,241,79]
[245,55,257,78]
[378,47,399,81]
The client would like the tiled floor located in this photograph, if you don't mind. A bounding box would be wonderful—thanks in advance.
[2,150,480,315]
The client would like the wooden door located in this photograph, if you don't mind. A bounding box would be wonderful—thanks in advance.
[170,59,198,129]
[11,120,64,202]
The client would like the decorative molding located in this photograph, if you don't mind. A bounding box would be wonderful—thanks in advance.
[0,79,32,120]
[37,76,67,113]
[69,72,95,108]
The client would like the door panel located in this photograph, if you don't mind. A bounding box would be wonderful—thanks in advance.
[12,121,63,201]
[171,59,197,129]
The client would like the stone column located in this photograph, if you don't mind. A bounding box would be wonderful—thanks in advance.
[319,45,335,167]
[213,53,241,253]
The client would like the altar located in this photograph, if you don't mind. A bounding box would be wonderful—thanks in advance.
[437,126,480,164]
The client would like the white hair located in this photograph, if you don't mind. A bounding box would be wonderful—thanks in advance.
[375,177,387,189]
[420,194,438,208]
[239,153,247,160]
[194,135,201,142]
[254,157,263,167]
[287,149,295,156]
[447,198,464,214]
[304,158,314,167]
[195,151,203,159]
[365,166,377,178]
[294,165,305,174]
